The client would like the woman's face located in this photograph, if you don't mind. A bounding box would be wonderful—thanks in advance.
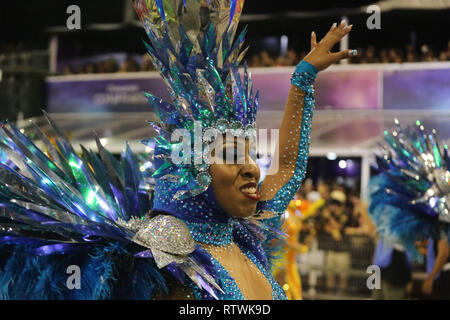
[209,137,261,218]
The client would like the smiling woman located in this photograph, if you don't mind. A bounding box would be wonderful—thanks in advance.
[147,6,354,299]
[0,0,357,301]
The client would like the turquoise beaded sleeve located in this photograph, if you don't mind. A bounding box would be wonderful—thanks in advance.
[257,61,317,214]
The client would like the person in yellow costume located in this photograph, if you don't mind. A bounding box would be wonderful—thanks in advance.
[274,191,325,300]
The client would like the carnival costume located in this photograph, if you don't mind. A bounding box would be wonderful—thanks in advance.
[368,120,450,262]
[0,0,317,300]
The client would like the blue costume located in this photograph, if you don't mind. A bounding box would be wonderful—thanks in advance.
[0,0,317,300]
[368,120,450,262]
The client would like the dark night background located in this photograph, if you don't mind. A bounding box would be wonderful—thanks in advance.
[1,0,449,56]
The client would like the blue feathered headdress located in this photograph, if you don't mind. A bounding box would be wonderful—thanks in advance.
[134,0,259,200]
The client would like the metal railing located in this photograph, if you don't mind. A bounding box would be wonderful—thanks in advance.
[297,233,426,299]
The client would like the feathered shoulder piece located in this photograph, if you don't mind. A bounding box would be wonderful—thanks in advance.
[0,115,222,299]
[368,120,450,261]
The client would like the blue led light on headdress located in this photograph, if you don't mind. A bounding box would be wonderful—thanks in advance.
[134,0,258,200]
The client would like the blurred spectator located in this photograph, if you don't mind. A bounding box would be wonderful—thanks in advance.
[317,180,331,200]
[360,45,379,64]
[275,55,290,66]
[260,50,275,67]
[275,48,299,67]
[321,190,348,241]
[406,52,417,63]
[438,52,448,62]
[61,66,74,75]
[379,49,389,63]
[421,45,436,62]
[405,44,418,62]
[344,192,376,237]
[388,48,403,63]
[320,190,351,294]
[445,40,450,59]
[120,56,140,72]
[286,48,299,66]
[142,54,154,71]
[75,65,86,74]
[85,63,96,74]
[249,54,261,67]
[96,61,107,74]
[104,58,119,73]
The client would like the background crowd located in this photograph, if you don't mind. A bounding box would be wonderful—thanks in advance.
[56,40,450,75]
[249,41,450,67]
[283,179,377,296]
[292,178,375,241]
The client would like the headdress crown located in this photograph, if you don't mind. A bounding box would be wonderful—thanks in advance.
[134,0,258,199]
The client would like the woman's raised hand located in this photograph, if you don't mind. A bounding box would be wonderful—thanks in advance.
[303,20,356,72]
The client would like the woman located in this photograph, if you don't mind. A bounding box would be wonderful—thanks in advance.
[0,0,355,300]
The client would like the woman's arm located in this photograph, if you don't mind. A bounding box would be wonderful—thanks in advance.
[258,21,355,214]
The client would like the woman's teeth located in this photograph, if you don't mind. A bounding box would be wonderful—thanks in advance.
[241,187,257,195]
[240,184,260,200]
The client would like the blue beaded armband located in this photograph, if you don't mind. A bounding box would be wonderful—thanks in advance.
[294,60,318,79]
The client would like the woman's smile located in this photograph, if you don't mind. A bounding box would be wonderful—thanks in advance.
[239,182,261,201]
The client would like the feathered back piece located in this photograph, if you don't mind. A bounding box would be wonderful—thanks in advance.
[368,120,450,260]
[0,113,149,246]
[0,115,224,298]
[134,0,259,200]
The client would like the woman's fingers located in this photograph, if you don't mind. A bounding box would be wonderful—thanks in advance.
[320,22,338,45]
[305,21,356,70]
[321,21,353,52]
[330,49,358,63]
[311,31,318,50]
[330,22,337,32]
[343,24,353,35]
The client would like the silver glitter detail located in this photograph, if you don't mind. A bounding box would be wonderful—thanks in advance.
[116,216,147,233]
[133,215,195,268]
[151,248,187,268]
